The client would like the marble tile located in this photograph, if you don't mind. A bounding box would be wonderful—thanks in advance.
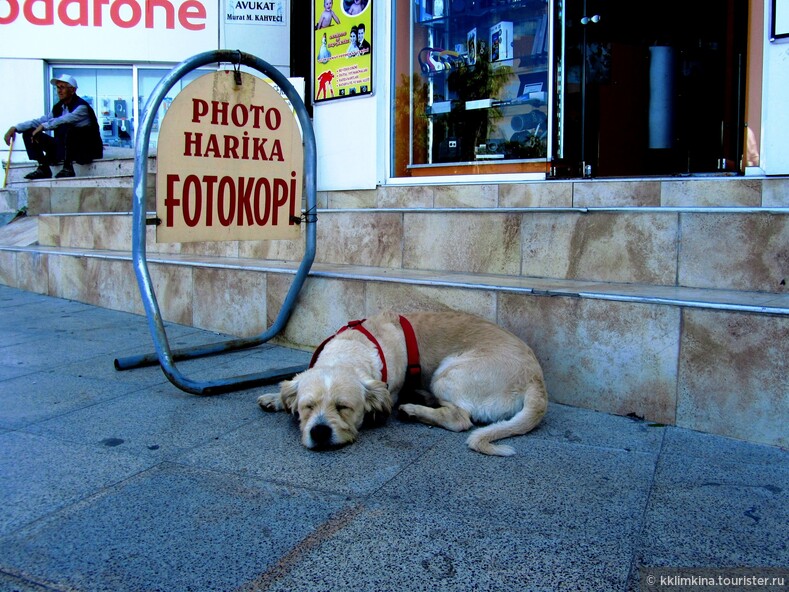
[47,255,90,302]
[58,215,96,249]
[25,187,50,215]
[403,212,521,275]
[762,178,789,207]
[316,211,403,268]
[377,185,433,208]
[327,189,377,209]
[37,215,61,247]
[192,267,263,337]
[499,181,573,207]
[87,258,142,316]
[677,309,789,447]
[267,275,365,348]
[16,251,48,294]
[179,240,240,258]
[499,293,681,424]
[521,212,679,284]
[91,214,133,251]
[79,187,133,213]
[433,184,498,208]
[573,180,661,207]
[238,233,305,262]
[364,283,497,321]
[0,251,17,287]
[678,213,788,292]
[661,179,762,207]
[49,187,85,214]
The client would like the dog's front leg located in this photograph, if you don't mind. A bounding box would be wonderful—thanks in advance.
[398,401,473,432]
[257,392,286,412]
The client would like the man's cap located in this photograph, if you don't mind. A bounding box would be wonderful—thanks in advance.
[51,74,78,90]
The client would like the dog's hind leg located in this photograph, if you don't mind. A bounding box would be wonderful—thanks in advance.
[465,383,547,457]
[398,401,474,432]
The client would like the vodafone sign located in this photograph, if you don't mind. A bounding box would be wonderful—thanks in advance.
[155,70,303,243]
[1,0,216,60]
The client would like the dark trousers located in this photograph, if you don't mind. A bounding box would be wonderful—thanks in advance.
[22,125,94,166]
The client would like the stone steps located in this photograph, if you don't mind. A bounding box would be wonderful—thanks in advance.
[0,161,787,449]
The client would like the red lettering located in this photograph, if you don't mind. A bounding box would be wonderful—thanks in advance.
[57,0,87,25]
[182,174,202,227]
[202,175,216,226]
[145,0,173,28]
[272,178,288,226]
[165,175,295,229]
[237,177,254,225]
[217,177,235,226]
[1,0,205,29]
[230,104,248,127]
[110,0,141,28]
[289,171,297,224]
[93,0,110,25]
[269,139,283,162]
[24,0,53,25]
[210,100,228,126]
[0,0,20,24]
[164,174,180,227]
[203,134,220,158]
[253,178,271,225]
[191,99,208,123]
[252,138,268,160]
[265,108,281,130]
[223,135,239,159]
[183,131,202,156]
[178,0,204,30]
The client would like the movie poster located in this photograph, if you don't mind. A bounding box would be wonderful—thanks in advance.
[313,0,373,103]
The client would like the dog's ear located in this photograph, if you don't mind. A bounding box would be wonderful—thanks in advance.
[279,378,300,414]
[361,378,392,428]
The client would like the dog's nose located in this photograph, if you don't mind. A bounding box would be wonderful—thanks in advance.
[310,423,333,446]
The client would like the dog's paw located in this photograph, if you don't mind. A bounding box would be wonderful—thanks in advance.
[397,403,420,423]
[257,393,283,412]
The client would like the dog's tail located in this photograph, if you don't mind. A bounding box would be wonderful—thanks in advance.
[466,383,547,456]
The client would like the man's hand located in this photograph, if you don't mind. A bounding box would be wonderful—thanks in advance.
[3,126,16,146]
[31,124,45,141]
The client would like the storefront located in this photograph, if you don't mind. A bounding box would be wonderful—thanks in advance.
[2,0,789,189]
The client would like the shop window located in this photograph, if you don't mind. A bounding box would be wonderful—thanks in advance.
[138,69,207,149]
[52,67,133,148]
[51,66,212,151]
[393,0,550,177]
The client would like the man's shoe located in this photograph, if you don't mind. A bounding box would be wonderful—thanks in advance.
[55,165,75,178]
[24,165,52,180]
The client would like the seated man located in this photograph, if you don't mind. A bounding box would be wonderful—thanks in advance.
[3,74,103,180]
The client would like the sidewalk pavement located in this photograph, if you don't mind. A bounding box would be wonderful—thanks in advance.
[1,284,787,592]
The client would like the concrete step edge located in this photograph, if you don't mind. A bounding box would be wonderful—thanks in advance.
[2,243,787,316]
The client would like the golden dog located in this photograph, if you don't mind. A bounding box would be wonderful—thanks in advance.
[257,311,547,456]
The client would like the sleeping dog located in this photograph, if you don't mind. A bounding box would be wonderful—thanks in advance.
[257,310,547,456]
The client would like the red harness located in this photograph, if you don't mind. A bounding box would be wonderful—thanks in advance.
[309,316,421,387]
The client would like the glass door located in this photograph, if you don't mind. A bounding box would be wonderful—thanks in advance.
[552,0,748,178]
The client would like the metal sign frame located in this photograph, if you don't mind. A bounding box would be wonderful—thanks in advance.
[114,50,317,395]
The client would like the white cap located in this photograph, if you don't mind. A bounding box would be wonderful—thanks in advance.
[51,74,78,90]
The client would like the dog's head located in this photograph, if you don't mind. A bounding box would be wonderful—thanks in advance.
[278,364,392,450]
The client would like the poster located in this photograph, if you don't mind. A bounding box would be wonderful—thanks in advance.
[313,0,373,103]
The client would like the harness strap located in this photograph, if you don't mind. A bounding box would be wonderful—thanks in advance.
[308,316,422,388]
[398,315,422,388]
[309,319,388,384]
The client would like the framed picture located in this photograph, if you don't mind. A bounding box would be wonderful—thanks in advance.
[772,0,789,40]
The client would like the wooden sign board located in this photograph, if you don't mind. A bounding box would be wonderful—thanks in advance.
[156,70,303,243]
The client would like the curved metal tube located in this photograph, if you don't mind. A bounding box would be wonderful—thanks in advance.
[114,50,317,395]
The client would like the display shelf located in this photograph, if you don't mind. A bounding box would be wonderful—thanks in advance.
[411,0,550,166]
